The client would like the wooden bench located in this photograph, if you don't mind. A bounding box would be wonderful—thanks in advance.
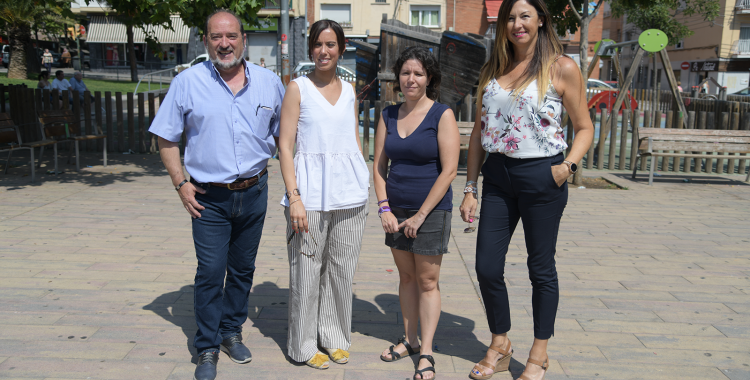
[38,109,107,171]
[0,113,58,182]
[457,121,474,165]
[633,128,750,185]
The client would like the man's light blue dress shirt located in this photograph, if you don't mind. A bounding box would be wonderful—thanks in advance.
[149,61,284,183]
[68,77,87,95]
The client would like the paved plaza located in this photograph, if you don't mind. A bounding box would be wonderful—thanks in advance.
[0,153,749,380]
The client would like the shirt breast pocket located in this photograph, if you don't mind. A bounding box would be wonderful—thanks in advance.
[254,107,275,138]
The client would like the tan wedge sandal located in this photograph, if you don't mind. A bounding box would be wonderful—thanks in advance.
[468,338,513,380]
[518,357,549,380]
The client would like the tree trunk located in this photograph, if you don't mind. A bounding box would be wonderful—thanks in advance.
[7,24,31,79]
[126,24,138,82]
[573,12,590,186]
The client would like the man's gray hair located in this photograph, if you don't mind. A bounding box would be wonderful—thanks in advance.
[205,9,243,35]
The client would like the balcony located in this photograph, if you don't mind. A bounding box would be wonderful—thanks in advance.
[730,39,750,56]
[736,0,750,14]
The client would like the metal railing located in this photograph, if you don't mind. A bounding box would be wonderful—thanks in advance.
[731,39,750,55]
[737,0,750,10]
[134,68,175,94]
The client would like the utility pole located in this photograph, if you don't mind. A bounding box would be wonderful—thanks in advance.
[280,0,290,86]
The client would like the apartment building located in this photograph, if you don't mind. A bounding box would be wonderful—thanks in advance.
[308,0,447,43]
[603,0,750,94]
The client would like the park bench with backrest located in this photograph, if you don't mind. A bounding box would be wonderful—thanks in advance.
[632,127,750,185]
[0,113,59,182]
[37,109,107,172]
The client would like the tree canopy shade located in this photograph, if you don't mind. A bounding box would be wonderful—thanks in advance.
[98,0,183,81]
[98,0,266,81]
[610,0,720,47]
[178,0,265,33]
[0,0,76,79]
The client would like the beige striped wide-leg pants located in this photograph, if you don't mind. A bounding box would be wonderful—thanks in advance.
[285,205,368,362]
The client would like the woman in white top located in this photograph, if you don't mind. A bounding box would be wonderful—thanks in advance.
[278,19,370,370]
[460,0,593,379]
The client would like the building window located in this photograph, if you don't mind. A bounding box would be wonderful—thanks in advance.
[674,39,684,49]
[320,4,352,27]
[410,6,440,28]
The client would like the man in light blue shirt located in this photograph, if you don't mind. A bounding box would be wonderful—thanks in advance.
[149,9,284,380]
[68,72,93,104]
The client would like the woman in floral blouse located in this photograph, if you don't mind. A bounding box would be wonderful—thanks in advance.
[459,0,593,379]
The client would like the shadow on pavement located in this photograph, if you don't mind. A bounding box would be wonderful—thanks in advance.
[142,284,198,363]
[619,172,750,186]
[0,152,167,189]
[143,280,527,376]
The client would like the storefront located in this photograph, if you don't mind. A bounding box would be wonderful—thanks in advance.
[86,15,194,70]
[245,18,278,70]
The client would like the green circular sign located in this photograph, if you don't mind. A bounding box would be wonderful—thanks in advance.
[594,39,615,57]
[638,29,668,52]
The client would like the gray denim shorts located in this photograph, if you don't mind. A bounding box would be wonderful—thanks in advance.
[385,206,451,255]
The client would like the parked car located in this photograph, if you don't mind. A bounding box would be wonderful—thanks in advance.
[292,61,355,82]
[2,45,10,68]
[587,79,615,89]
[731,87,750,96]
[173,53,209,76]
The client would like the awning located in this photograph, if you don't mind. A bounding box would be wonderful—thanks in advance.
[486,0,503,22]
[86,15,191,44]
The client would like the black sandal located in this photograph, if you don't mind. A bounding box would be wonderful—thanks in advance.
[380,337,420,362]
[414,354,436,380]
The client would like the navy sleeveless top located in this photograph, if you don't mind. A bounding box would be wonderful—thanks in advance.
[383,101,453,211]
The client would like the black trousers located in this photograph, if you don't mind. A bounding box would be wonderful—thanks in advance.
[476,153,567,340]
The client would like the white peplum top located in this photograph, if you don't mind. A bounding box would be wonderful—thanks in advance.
[280,75,370,211]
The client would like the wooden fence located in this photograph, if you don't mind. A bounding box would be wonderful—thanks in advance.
[1,83,168,155]
[3,81,749,177]
[360,93,750,176]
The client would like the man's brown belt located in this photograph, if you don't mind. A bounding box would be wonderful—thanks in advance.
[207,168,267,190]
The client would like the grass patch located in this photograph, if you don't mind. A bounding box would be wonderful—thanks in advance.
[0,72,168,94]
[579,177,626,190]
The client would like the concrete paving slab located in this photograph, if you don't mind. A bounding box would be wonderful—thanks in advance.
[1,154,749,379]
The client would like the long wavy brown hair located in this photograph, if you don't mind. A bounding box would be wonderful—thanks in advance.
[477,0,565,104]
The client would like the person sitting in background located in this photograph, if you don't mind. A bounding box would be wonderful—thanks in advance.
[50,70,72,92]
[69,72,94,104]
[37,71,51,90]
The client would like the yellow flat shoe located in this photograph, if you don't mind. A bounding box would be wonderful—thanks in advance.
[305,352,330,370]
[326,348,349,364]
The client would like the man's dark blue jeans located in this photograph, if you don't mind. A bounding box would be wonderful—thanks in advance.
[191,172,268,355]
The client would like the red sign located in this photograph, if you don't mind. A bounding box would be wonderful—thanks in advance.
[681,62,690,70]
[281,34,287,42]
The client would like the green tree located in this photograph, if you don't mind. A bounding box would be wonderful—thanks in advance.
[97,0,182,82]
[610,0,720,47]
[0,0,74,79]
[99,0,265,82]
[178,0,265,33]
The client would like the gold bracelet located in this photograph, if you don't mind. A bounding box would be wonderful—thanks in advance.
[289,198,301,206]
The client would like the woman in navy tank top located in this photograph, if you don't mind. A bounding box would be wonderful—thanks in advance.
[373,47,460,380]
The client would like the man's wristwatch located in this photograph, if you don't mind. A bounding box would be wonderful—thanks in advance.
[563,160,578,174]
[175,179,188,191]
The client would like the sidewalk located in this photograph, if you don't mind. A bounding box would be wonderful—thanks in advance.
[0,153,748,379]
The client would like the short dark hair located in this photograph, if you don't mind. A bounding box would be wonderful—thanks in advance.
[391,47,441,100]
[55,70,64,77]
[308,20,346,60]
[205,9,243,35]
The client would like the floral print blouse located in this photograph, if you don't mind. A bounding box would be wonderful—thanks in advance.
[480,78,567,158]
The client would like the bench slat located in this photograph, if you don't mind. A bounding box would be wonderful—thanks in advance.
[639,128,750,137]
[639,141,750,153]
[639,135,750,144]
[640,152,746,159]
